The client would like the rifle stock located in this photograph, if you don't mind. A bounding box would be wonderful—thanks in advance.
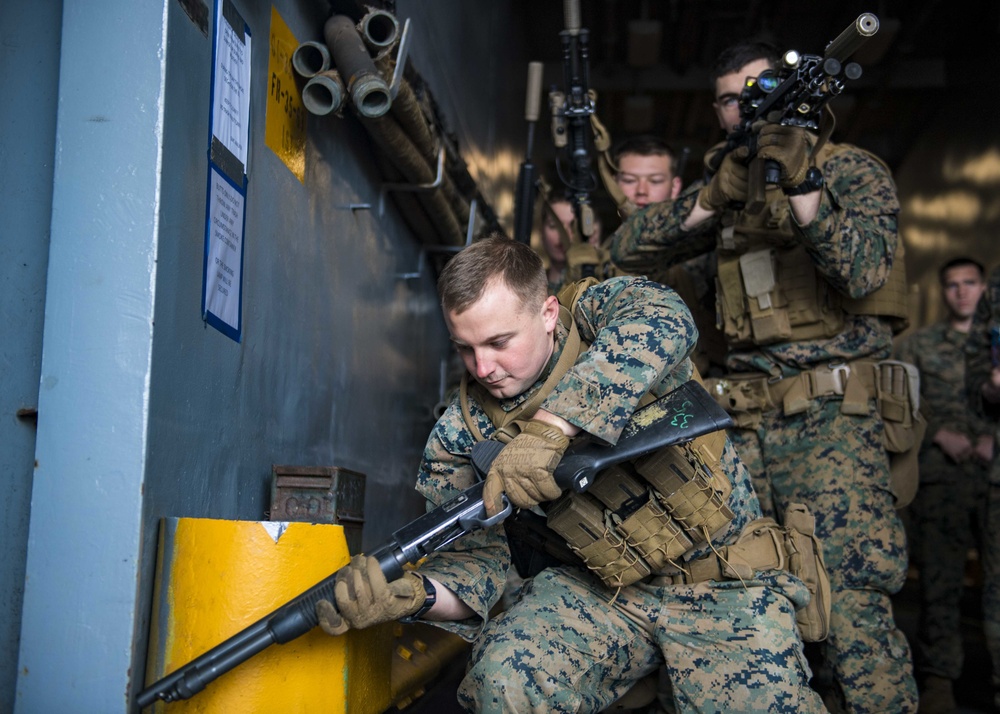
[137,380,731,708]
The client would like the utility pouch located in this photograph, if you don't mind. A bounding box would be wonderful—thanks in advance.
[721,518,786,582]
[588,466,694,570]
[782,503,831,642]
[716,258,752,345]
[547,464,703,589]
[740,249,793,344]
[876,360,923,508]
[546,491,651,588]
[632,432,735,542]
[613,492,694,571]
[717,231,850,348]
[877,360,920,452]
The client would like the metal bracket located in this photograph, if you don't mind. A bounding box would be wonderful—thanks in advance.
[397,198,478,280]
[396,250,427,280]
[389,18,412,101]
[379,145,446,217]
[334,203,372,212]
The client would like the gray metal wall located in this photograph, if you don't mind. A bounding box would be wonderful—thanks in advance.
[0,1,62,711]
[5,0,525,710]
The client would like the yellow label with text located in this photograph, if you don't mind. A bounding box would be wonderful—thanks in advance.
[265,7,306,182]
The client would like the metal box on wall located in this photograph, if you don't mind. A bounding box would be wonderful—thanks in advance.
[269,465,366,554]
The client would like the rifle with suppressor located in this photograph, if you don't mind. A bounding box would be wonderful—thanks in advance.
[549,0,599,242]
[512,62,544,244]
[709,13,880,213]
[137,380,732,708]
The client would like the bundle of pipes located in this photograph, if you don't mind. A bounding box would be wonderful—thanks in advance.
[290,9,471,246]
[291,40,346,117]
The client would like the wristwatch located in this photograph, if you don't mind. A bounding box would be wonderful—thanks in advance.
[408,575,437,620]
[783,166,824,196]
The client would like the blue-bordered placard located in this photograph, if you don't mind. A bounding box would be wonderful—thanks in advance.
[201,0,251,342]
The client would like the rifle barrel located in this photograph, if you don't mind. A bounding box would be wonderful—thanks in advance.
[825,13,879,63]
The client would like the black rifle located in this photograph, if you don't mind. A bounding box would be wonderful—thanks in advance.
[709,13,880,213]
[512,62,544,244]
[549,0,599,242]
[137,380,731,708]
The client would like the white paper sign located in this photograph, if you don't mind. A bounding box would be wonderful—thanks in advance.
[203,167,245,334]
[212,3,251,167]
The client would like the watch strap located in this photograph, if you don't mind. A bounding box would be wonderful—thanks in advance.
[407,575,437,620]
[784,166,824,196]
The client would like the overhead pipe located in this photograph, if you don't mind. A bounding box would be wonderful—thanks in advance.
[302,69,346,116]
[324,14,391,118]
[291,40,331,79]
[375,57,436,163]
[359,8,401,59]
[361,112,464,245]
[376,55,471,232]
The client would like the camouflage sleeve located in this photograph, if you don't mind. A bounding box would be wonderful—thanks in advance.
[967,268,1000,423]
[541,276,698,444]
[410,405,510,641]
[608,184,718,275]
[794,146,900,299]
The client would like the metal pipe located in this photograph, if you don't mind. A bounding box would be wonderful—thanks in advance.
[291,40,331,79]
[359,8,400,58]
[302,69,346,116]
[362,113,464,244]
[324,14,391,118]
[375,55,471,231]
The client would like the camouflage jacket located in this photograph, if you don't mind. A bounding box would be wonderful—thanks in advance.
[894,322,991,445]
[414,276,761,641]
[966,265,1000,425]
[609,143,900,377]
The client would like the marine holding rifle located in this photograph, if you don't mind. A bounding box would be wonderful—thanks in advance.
[611,34,919,713]
[315,235,828,713]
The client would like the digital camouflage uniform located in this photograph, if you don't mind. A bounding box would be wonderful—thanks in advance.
[895,321,997,686]
[413,277,825,714]
[610,144,918,713]
[964,265,1000,702]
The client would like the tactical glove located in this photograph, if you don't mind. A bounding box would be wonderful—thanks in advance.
[755,123,818,188]
[315,554,426,636]
[483,419,570,515]
[697,147,750,211]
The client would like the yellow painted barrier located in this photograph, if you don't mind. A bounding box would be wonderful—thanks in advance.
[144,518,392,713]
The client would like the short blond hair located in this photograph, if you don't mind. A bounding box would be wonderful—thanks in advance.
[438,233,547,315]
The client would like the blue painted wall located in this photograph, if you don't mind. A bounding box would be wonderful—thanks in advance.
[7,0,526,710]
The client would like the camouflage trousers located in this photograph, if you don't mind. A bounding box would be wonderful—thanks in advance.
[908,446,1000,686]
[729,398,918,713]
[457,564,826,713]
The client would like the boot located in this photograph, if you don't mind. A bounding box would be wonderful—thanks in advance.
[918,675,957,714]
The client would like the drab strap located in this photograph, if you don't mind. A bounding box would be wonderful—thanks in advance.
[591,111,641,220]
